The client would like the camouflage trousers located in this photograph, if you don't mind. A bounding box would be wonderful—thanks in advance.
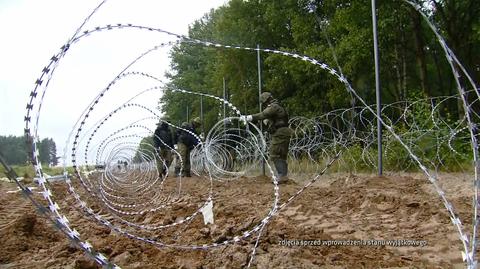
[156,148,173,175]
[225,147,237,171]
[174,143,191,176]
[269,127,293,161]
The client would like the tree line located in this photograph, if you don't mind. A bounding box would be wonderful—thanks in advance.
[0,135,58,166]
[160,0,479,132]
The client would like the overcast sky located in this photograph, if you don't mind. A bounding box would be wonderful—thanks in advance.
[0,0,226,165]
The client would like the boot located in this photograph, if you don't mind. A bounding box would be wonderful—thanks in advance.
[174,167,180,177]
[274,159,290,184]
[161,167,168,177]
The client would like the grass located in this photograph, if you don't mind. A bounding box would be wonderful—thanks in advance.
[0,164,75,179]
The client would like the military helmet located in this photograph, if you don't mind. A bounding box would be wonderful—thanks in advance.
[260,92,273,105]
[181,122,189,128]
[158,116,170,125]
[162,116,170,123]
[192,117,201,126]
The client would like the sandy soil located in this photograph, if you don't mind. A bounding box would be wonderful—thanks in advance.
[0,172,477,268]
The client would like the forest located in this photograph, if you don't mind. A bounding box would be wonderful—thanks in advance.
[0,135,58,166]
[159,0,479,131]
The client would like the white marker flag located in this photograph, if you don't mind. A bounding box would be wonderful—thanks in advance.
[200,200,214,225]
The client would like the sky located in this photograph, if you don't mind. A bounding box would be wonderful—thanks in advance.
[0,0,226,165]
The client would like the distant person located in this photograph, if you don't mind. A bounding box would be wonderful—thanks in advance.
[223,122,242,172]
[153,118,174,177]
[174,117,201,177]
[240,92,293,183]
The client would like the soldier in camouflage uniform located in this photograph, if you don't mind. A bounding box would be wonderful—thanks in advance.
[241,92,293,183]
[223,122,241,172]
[153,118,174,177]
[174,117,202,177]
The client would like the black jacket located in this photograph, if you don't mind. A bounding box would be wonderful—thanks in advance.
[176,124,199,150]
[153,123,174,149]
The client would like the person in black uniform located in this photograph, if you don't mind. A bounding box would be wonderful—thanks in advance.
[174,117,201,177]
[153,118,174,176]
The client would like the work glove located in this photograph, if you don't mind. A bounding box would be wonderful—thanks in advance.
[239,115,253,124]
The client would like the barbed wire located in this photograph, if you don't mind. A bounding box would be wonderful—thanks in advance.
[11,0,480,268]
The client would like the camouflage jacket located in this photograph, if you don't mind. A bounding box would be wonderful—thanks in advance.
[251,100,289,133]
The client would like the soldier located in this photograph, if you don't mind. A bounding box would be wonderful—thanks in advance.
[153,118,174,177]
[223,122,242,172]
[240,92,293,184]
[174,117,202,177]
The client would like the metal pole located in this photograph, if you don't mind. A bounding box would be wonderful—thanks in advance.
[223,77,227,147]
[371,0,382,175]
[257,44,265,176]
[223,77,227,120]
[200,95,204,135]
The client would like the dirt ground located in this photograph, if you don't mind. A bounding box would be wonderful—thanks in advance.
[0,172,478,268]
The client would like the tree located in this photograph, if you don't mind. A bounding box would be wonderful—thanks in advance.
[0,135,58,166]
[160,0,479,130]
[0,135,28,165]
[133,136,155,163]
[38,138,57,166]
